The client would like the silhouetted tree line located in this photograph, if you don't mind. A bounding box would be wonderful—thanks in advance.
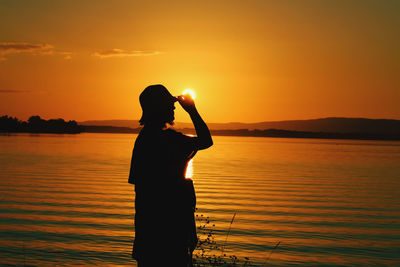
[0,115,83,134]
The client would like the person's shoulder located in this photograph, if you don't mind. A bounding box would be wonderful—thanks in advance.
[134,128,144,139]
[133,128,149,145]
[164,128,189,140]
[164,128,182,135]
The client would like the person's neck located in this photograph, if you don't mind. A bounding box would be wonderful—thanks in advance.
[144,122,166,131]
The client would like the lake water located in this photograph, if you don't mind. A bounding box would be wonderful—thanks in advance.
[0,133,399,266]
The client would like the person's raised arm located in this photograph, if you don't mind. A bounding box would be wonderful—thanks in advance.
[178,94,213,150]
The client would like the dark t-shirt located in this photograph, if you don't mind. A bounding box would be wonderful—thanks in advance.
[128,127,198,259]
[129,127,196,185]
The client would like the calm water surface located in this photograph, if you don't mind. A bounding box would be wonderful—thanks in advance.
[0,133,399,266]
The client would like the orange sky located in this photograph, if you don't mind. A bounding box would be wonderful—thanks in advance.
[0,0,399,123]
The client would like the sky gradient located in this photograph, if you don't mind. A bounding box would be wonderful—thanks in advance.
[1,0,399,123]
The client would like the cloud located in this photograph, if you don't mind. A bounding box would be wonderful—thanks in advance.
[58,51,73,60]
[0,89,46,94]
[0,42,72,60]
[0,42,53,54]
[40,50,73,59]
[0,89,30,93]
[93,49,161,58]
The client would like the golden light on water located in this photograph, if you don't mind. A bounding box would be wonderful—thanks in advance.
[182,89,196,100]
[185,159,194,179]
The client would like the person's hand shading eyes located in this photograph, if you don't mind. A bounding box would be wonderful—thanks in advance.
[178,94,196,114]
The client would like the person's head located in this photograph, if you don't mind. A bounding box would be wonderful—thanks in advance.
[139,84,177,128]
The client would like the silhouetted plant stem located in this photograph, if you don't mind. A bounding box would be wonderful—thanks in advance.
[194,212,256,266]
[23,239,26,266]
[221,212,236,256]
[264,241,281,265]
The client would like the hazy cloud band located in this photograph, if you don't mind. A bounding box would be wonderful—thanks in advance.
[0,42,71,60]
[0,89,30,93]
[93,49,161,58]
[0,42,53,54]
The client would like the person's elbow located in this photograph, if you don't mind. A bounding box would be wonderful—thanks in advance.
[199,138,213,150]
[205,139,213,149]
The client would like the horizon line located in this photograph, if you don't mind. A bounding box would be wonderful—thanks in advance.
[2,114,400,124]
[77,116,400,124]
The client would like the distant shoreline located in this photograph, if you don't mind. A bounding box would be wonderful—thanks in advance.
[79,117,400,140]
[1,115,399,141]
[81,125,400,141]
[2,126,399,141]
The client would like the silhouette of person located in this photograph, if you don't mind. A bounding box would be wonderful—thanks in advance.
[129,84,213,267]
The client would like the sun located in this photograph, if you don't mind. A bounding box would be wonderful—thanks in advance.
[182,89,196,99]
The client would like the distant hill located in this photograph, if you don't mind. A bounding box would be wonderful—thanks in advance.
[80,120,142,128]
[80,117,400,134]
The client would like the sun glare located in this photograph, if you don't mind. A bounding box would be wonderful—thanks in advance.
[185,159,194,179]
[182,89,196,99]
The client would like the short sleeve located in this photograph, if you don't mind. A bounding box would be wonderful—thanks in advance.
[167,129,198,160]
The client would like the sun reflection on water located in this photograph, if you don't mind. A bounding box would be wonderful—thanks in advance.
[185,159,194,179]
